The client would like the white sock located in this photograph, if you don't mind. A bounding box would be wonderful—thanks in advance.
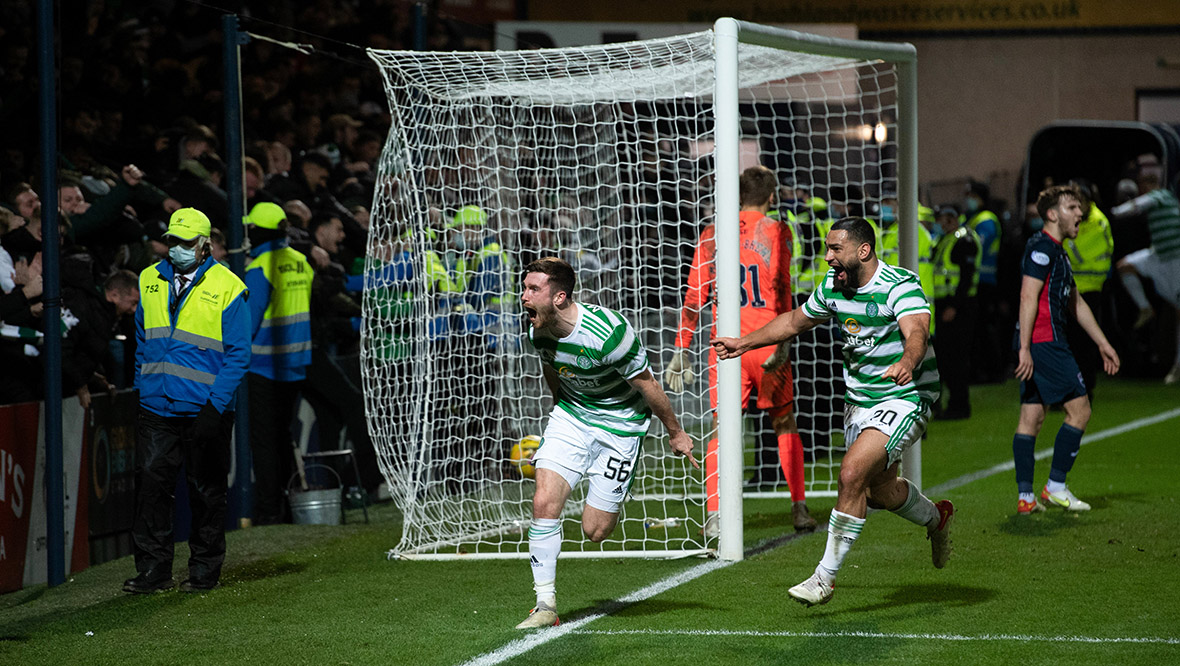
[1046,479,1066,494]
[817,510,864,584]
[1119,272,1151,309]
[891,478,939,529]
[1019,492,1036,504]
[528,518,561,607]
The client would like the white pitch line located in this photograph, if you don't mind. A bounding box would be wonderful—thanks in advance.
[571,628,1180,645]
[463,406,1180,665]
[460,559,733,666]
[925,406,1180,497]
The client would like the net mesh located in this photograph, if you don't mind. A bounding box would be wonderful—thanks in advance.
[366,30,900,557]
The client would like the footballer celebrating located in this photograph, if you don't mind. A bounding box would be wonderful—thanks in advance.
[712,217,953,607]
[516,257,698,629]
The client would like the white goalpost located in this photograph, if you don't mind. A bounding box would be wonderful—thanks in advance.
[365,18,918,560]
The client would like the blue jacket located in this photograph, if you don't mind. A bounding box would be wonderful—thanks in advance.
[245,238,313,382]
[135,256,251,416]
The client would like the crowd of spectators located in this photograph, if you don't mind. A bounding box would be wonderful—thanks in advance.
[0,2,483,507]
[1,2,1176,501]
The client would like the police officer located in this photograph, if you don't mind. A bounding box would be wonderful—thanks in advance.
[243,202,313,525]
[932,204,981,420]
[125,208,250,593]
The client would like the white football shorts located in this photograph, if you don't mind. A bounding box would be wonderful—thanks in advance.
[533,407,645,514]
[1123,248,1180,308]
[844,399,930,467]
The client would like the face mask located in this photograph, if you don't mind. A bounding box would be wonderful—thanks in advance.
[169,244,199,272]
[1028,216,1044,232]
[965,198,981,214]
[452,234,466,252]
[880,204,895,223]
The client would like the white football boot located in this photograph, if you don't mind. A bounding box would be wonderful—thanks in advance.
[515,601,560,629]
[788,572,834,607]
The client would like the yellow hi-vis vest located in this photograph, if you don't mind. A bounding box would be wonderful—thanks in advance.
[138,260,249,413]
[1064,202,1114,295]
[247,245,313,377]
[768,208,804,287]
[933,225,983,300]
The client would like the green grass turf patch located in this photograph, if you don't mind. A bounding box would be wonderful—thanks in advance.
[2,377,1178,665]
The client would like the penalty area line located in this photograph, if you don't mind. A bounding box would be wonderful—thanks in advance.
[460,529,812,666]
[569,628,1180,645]
[463,406,1180,666]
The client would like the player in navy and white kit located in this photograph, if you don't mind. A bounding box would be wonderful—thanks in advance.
[1012,184,1120,515]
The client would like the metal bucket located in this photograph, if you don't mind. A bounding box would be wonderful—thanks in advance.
[287,464,342,525]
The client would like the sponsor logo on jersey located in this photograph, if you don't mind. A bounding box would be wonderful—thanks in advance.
[845,333,878,347]
[844,317,862,334]
[558,366,599,388]
[1031,250,1050,266]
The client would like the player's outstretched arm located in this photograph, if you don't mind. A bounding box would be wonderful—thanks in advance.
[1071,287,1121,376]
[628,369,699,469]
[710,308,821,361]
[1014,274,1044,381]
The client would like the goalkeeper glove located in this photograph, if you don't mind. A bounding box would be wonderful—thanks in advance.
[664,349,696,393]
[189,401,223,442]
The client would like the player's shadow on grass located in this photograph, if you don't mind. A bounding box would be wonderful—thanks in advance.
[997,491,1146,536]
[811,583,996,616]
[224,558,308,583]
[571,597,715,622]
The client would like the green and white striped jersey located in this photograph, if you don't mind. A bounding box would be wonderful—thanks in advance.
[1144,188,1180,260]
[528,303,653,436]
[801,262,941,408]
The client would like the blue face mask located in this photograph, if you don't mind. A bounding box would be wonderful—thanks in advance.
[1028,216,1044,232]
[169,244,199,272]
[880,204,896,223]
[965,197,981,214]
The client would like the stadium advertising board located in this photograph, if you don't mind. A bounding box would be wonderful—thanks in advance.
[526,0,1179,33]
[0,399,89,593]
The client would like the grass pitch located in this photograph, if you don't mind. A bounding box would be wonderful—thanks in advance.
[2,377,1179,665]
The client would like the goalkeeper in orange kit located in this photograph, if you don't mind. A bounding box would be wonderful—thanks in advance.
[665,165,816,534]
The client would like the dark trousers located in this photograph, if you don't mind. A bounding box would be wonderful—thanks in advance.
[935,299,978,414]
[1066,290,1104,398]
[132,406,234,582]
[303,349,383,492]
[248,372,301,525]
[972,282,1003,382]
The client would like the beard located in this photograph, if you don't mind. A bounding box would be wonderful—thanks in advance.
[832,260,862,294]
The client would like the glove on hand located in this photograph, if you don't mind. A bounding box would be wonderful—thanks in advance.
[663,349,696,394]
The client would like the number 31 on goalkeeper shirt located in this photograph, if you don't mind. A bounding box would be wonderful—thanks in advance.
[740,264,767,308]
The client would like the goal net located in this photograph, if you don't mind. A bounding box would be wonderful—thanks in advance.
[366,20,916,559]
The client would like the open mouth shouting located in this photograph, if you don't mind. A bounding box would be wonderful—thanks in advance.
[831,261,850,289]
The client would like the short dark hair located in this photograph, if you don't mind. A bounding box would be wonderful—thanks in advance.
[830,216,876,253]
[1036,184,1084,220]
[103,269,138,295]
[301,151,332,171]
[524,257,576,300]
[739,166,777,207]
[308,211,341,236]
